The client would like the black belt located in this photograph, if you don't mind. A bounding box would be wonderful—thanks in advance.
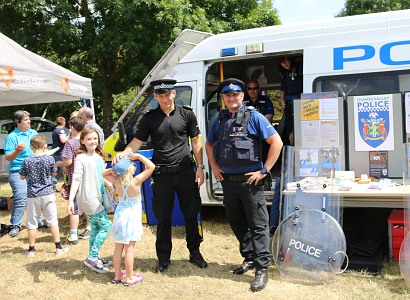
[154,160,193,174]
[224,174,250,182]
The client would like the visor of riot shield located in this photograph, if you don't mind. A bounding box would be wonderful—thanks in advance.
[272,209,347,283]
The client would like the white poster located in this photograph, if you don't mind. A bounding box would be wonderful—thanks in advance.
[319,97,338,120]
[320,120,339,148]
[354,94,394,151]
[301,120,320,148]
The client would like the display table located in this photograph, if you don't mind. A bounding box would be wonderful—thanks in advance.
[283,182,409,208]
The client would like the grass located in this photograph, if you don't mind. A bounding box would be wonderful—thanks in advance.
[0,182,410,300]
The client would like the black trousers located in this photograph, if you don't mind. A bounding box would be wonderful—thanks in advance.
[283,100,294,145]
[152,168,203,262]
[221,179,271,269]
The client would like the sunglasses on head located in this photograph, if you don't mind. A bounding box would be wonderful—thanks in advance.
[247,87,258,91]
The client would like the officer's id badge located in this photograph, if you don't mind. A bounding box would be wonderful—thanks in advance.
[230,126,244,136]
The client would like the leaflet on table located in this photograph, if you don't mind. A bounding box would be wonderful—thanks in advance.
[286,177,328,191]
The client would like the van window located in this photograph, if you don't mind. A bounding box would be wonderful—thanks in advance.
[313,71,410,97]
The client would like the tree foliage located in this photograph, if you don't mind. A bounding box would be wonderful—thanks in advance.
[338,0,410,16]
[0,0,279,135]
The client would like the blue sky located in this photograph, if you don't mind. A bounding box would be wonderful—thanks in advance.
[274,0,346,24]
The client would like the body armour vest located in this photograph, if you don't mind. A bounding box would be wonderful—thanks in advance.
[214,107,262,169]
[283,66,303,96]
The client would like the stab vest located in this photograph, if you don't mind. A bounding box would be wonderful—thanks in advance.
[214,107,262,169]
[283,66,303,96]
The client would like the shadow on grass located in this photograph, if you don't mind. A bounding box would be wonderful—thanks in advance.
[22,256,257,285]
[24,258,99,283]
[0,244,26,255]
[137,260,259,284]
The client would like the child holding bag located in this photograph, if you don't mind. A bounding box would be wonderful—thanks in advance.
[68,127,112,273]
[103,153,154,286]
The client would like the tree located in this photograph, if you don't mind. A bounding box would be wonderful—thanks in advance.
[0,0,279,135]
[338,0,410,16]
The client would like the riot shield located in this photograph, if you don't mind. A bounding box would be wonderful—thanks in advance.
[272,145,347,282]
[281,146,343,223]
[272,209,346,282]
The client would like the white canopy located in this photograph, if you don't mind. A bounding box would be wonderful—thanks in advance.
[0,32,93,107]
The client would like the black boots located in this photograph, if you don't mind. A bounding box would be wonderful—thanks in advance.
[155,260,170,272]
[189,251,208,269]
[233,260,254,275]
[250,268,269,292]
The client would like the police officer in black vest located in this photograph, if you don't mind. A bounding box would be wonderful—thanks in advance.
[244,80,274,124]
[279,56,303,145]
[206,78,283,292]
[114,79,207,272]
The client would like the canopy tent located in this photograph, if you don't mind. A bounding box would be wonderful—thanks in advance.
[0,32,93,107]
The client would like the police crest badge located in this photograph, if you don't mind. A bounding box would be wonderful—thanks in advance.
[354,94,394,151]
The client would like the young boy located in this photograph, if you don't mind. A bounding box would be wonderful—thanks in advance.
[20,134,69,256]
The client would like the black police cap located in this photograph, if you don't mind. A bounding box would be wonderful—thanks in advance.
[218,78,245,94]
[151,79,177,94]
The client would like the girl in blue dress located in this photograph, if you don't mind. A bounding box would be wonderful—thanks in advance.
[103,154,154,286]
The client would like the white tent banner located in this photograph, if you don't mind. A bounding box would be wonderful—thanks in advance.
[0,32,93,106]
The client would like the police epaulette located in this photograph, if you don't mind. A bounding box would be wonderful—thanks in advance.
[144,109,155,115]
[182,105,193,111]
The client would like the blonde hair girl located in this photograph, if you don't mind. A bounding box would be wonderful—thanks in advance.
[103,153,155,286]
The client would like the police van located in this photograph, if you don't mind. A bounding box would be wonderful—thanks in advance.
[105,9,410,206]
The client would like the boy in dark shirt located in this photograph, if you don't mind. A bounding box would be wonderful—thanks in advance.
[20,134,68,256]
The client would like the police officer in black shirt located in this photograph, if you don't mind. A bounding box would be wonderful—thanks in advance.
[244,80,274,123]
[114,79,207,272]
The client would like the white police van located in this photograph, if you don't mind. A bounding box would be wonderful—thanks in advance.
[105,9,410,206]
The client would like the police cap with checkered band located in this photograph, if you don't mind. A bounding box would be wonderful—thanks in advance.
[218,78,245,95]
[151,79,177,94]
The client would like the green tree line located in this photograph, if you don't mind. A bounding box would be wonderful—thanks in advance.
[0,0,279,133]
[0,0,409,134]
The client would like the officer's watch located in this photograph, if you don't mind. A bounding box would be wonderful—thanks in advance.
[196,164,205,169]
[261,167,269,175]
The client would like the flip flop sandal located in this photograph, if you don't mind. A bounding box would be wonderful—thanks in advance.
[114,271,143,284]
[121,271,144,278]
[123,276,144,287]
[111,278,123,284]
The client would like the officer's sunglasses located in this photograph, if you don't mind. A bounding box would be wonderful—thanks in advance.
[247,87,258,91]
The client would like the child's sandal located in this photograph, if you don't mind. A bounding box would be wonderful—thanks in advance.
[121,271,143,278]
[123,276,143,287]
[111,278,122,284]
